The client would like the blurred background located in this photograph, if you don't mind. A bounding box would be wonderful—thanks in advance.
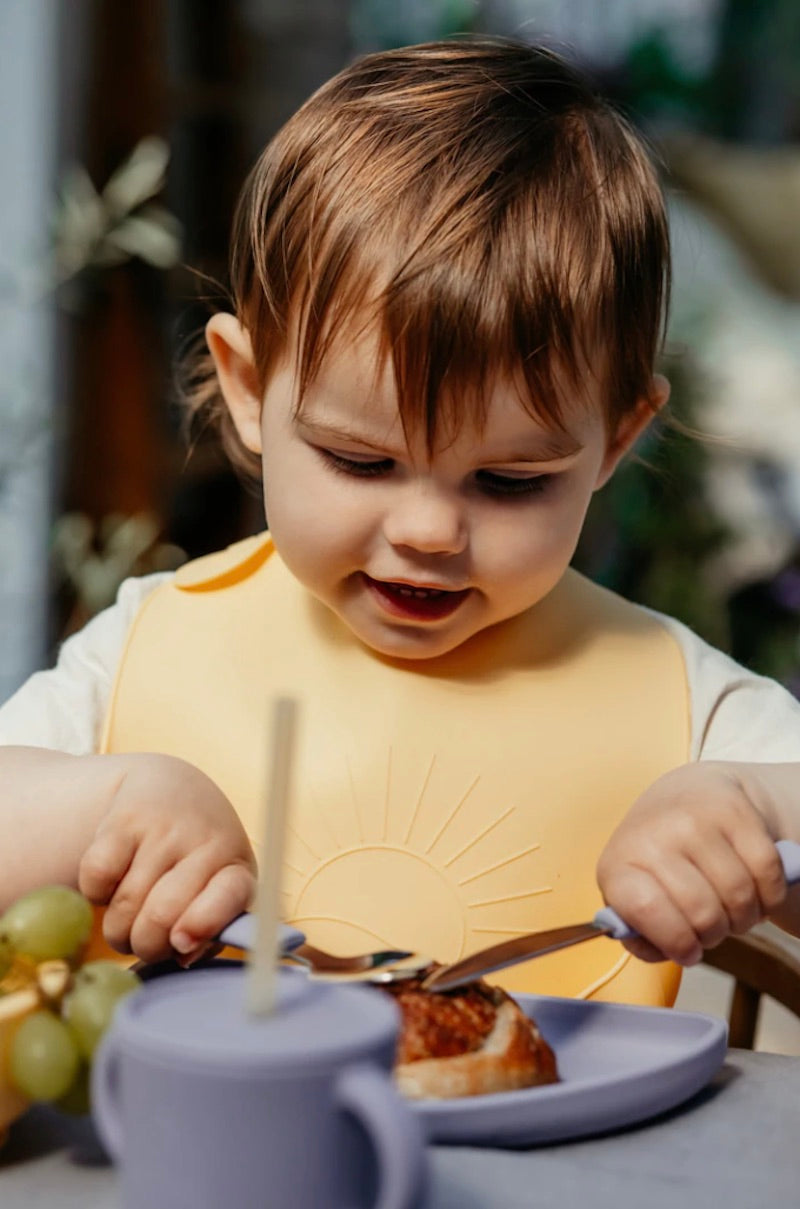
[2,0,800,1043]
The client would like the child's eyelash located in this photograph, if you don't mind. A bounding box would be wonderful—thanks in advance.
[319,450,394,477]
[475,471,550,499]
[318,449,551,498]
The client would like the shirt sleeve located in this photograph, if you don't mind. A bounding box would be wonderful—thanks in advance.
[650,609,800,763]
[0,572,173,755]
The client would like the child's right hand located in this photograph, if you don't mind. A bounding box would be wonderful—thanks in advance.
[78,753,256,966]
[596,762,789,966]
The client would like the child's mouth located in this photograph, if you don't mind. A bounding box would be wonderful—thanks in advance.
[362,574,470,621]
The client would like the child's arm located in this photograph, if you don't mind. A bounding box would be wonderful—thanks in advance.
[596,761,800,965]
[0,745,256,963]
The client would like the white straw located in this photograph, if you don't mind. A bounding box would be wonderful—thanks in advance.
[245,696,298,1016]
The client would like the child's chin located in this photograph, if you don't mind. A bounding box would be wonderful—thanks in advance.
[356,620,468,662]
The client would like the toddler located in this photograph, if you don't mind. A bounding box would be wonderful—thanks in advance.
[1,38,799,1006]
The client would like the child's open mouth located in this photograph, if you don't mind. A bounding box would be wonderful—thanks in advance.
[362,574,470,621]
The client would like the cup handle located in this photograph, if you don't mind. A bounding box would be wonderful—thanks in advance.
[90,1032,125,1162]
[335,1064,427,1209]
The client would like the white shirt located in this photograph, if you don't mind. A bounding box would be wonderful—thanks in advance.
[3,572,800,763]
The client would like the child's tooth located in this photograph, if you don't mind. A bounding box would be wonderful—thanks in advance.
[393,585,446,598]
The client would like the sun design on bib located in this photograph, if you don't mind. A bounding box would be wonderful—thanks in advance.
[277,747,552,963]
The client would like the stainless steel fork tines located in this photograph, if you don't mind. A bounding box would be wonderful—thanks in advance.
[283,942,415,976]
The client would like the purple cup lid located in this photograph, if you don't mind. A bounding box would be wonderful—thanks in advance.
[114,967,400,1074]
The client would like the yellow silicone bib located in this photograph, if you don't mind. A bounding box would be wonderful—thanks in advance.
[103,535,689,1005]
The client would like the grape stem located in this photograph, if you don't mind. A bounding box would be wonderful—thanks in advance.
[36,961,72,1008]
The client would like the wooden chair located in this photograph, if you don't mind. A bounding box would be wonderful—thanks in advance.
[701,930,800,1048]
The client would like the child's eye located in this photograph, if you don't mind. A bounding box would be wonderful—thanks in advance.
[319,449,395,478]
[476,470,551,498]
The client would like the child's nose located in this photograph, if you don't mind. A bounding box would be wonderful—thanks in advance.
[383,484,467,556]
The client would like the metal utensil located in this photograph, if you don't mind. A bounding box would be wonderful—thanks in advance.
[420,838,800,993]
[218,916,414,975]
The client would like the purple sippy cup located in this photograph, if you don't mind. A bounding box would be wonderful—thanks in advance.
[92,965,427,1209]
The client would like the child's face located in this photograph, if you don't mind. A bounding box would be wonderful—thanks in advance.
[211,318,660,662]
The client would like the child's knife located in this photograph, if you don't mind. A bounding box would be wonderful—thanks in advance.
[420,838,800,993]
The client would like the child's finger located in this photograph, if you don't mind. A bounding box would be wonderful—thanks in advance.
[621,936,669,964]
[687,839,761,936]
[177,942,224,969]
[603,865,704,965]
[78,828,137,905]
[169,862,255,956]
[730,830,787,916]
[645,856,731,952]
[127,852,225,963]
[100,845,180,954]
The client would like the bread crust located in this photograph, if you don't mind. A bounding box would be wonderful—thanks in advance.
[381,972,558,1100]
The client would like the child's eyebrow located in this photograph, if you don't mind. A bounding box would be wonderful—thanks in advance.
[296,418,400,454]
[298,418,583,461]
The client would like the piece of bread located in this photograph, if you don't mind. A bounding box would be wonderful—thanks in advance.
[379,969,558,1099]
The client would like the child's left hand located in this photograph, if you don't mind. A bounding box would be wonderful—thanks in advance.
[596,762,791,965]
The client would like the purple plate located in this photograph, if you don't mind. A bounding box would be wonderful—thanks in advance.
[415,994,727,1147]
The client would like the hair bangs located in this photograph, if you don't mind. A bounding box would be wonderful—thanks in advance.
[250,148,605,452]
[188,39,671,478]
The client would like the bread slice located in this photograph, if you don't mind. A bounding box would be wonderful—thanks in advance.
[380,971,558,1099]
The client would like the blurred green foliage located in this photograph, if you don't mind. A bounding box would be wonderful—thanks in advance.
[349,0,479,50]
[574,356,732,652]
[610,0,800,140]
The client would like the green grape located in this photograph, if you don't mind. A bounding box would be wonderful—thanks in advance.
[0,885,93,962]
[9,1010,81,1102]
[55,1062,91,1116]
[72,960,141,997]
[0,933,14,979]
[64,979,136,1060]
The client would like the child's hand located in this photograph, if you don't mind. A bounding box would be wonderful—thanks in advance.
[596,763,788,966]
[78,754,256,965]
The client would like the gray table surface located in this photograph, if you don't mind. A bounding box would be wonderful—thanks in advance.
[0,1049,797,1208]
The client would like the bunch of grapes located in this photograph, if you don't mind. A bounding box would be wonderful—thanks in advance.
[0,886,139,1113]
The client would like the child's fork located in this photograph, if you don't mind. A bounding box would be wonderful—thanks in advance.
[218,915,414,975]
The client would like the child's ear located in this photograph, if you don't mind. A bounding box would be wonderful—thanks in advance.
[594,374,670,490]
[205,313,263,454]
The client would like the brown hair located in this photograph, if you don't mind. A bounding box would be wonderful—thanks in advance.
[184,37,670,478]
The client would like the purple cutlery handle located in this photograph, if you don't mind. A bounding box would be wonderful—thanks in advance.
[592,905,636,941]
[217,915,305,954]
[776,839,800,886]
[593,839,800,942]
